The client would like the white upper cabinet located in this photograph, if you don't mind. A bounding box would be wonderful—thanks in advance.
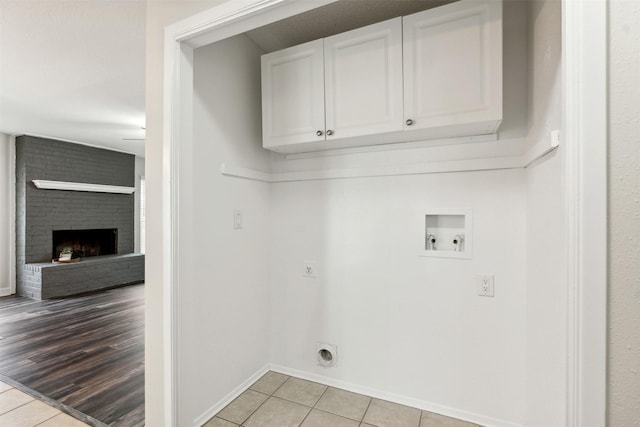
[403,0,502,134]
[261,0,503,154]
[324,18,403,140]
[261,39,324,148]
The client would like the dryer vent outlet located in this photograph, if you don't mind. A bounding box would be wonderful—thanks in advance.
[316,342,337,367]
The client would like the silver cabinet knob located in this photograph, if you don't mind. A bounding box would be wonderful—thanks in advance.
[326,129,334,136]
[406,119,414,126]
[316,130,323,136]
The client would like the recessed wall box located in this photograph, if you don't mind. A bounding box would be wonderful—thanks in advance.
[421,209,472,259]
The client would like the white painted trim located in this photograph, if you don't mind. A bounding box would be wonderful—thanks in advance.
[285,133,498,160]
[162,29,195,426]
[32,180,135,194]
[193,365,270,427]
[0,287,11,297]
[562,1,608,426]
[220,164,272,182]
[9,135,16,295]
[220,138,558,183]
[270,364,522,427]
[523,130,560,168]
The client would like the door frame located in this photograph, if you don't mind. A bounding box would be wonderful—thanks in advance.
[161,1,607,425]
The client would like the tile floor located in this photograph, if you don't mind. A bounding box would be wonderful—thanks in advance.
[204,371,482,427]
[0,380,89,427]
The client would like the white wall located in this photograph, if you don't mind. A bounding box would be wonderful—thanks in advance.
[523,0,565,425]
[134,156,145,253]
[179,34,271,425]
[145,1,225,425]
[270,170,527,425]
[608,0,640,424]
[0,133,14,296]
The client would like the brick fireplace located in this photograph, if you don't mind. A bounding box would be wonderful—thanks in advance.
[15,135,144,299]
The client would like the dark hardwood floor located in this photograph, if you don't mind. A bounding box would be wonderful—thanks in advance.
[0,284,144,426]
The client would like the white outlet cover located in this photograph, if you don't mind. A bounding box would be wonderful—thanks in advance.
[477,275,494,297]
[303,260,317,278]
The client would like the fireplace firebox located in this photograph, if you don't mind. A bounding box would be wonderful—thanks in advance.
[52,228,118,259]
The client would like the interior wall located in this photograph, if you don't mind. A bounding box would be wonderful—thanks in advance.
[608,0,640,424]
[145,1,226,425]
[134,156,145,253]
[270,170,527,425]
[522,0,565,426]
[264,1,540,425]
[182,34,271,425]
[0,133,13,296]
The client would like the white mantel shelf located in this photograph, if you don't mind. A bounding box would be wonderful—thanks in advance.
[32,180,135,194]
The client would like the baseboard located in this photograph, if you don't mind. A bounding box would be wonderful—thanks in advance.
[0,286,11,297]
[191,362,523,427]
[193,364,270,427]
[269,364,524,427]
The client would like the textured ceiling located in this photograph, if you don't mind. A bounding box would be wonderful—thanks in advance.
[0,0,146,156]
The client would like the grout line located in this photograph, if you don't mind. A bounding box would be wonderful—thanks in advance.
[361,397,374,425]
[0,373,106,427]
[235,374,290,426]
[33,410,65,427]
[0,399,36,418]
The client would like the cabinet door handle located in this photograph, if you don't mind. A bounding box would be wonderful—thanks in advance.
[406,119,414,126]
[326,129,334,136]
[316,130,323,136]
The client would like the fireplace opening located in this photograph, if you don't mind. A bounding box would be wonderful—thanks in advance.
[52,229,118,259]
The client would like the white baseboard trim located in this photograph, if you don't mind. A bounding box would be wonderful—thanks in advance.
[269,364,523,427]
[191,363,524,427]
[0,286,11,297]
[193,364,270,427]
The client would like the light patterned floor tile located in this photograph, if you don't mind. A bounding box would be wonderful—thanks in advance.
[36,412,91,426]
[203,416,239,427]
[249,372,289,395]
[244,397,310,427]
[0,388,35,415]
[0,399,59,427]
[300,409,359,427]
[216,389,268,424]
[0,382,12,393]
[362,398,421,427]
[421,410,478,427]
[273,377,327,407]
[315,386,371,421]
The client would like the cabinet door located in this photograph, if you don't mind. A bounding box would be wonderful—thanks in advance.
[403,0,502,132]
[261,39,325,148]
[324,17,403,140]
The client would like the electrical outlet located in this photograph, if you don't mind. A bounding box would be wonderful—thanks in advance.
[477,275,494,297]
[303,260,317,278]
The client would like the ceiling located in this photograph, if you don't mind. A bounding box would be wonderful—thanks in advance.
[0,0,146,157]
[0,0,455,158]
[245,0,455,53]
